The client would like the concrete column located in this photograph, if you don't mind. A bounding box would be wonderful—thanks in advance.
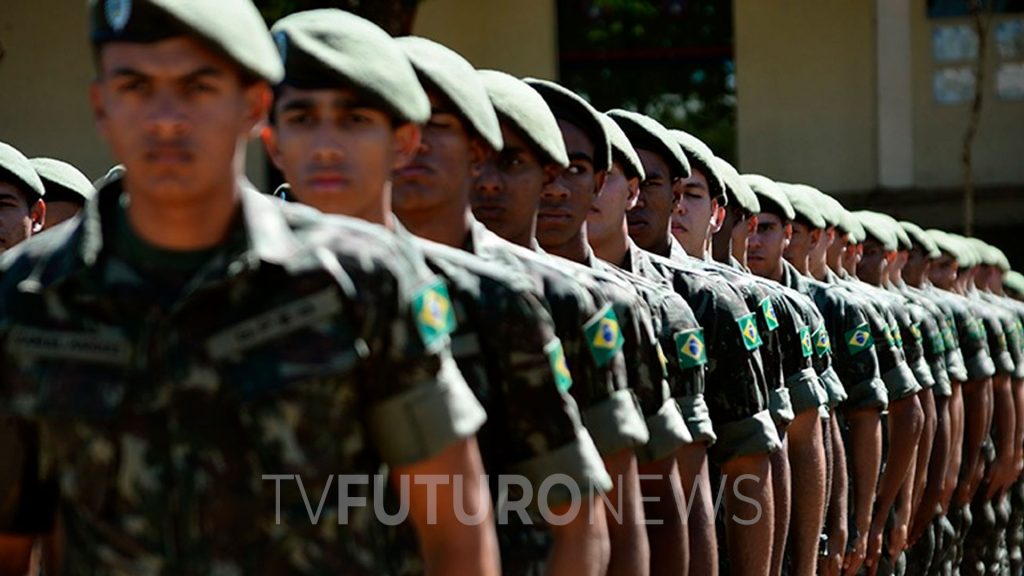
[876,0,914,188]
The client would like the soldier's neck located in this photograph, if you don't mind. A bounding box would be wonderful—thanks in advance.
[542,228,590,264]
[589,221,630,268]
[644,232,674,259]
[809,256,829,281]
[124,174,239,251]
[788,255,810,276]
[398,203,473,249]
[711,231,731,264]
[505,218,539,249]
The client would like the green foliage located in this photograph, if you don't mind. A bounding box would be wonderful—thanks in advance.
[557,0,736,161]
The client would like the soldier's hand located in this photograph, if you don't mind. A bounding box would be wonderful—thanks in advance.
[887,520,908,558]
[864,519,884,572]
[843,531,868,576]
[819,549,842,576]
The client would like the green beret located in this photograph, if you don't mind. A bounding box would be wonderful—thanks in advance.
[780,183,826,229]
[605,110,690,181]
[478,70,567,168]
[669,130,727,205]
[93,164,125,190]
[813,192,844,229]
[899,221,941,258]
[399,37,502,151]
[271,10,429,124]
[599,114,644,180]
[714,158,758,213]
[854,211,899,252]
[950,235,979,268]
[928,230,973,266]
[870,212,912,251]
[991,246,1011,272]
[30,158,95,202]
[89,0,282,83]
[743,174,795,220]
[847,217,867,244]
[1005,270,1024,295]
[0,141,45,200]
[524,79,611,172]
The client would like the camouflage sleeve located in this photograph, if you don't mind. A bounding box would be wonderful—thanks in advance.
[818,290,888,412]
[771,294,827,417]
[623,293,692,462]
[867,304,921,401]
[545,284,649,458]
[917,307,952,397]
[701,288,781,465]
[491,290,613,509]
[897,305,935,392]
[982,311,1017,377]
[953,304,996,381]
[932,305,969,383]
[1004,312,1024,380]
[360,264,487,468]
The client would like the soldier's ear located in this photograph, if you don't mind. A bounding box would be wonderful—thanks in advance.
[746,214,758,236]
[467,136,491,179]
[709,198,726,234]
[783,222,793,241]
[260,126,286,173]
[392,122,422,170]
[592,170,607,197]
[625,176,641,210]
[30,199,46,234]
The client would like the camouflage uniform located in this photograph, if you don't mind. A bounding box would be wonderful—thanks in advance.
[0,181,488,574]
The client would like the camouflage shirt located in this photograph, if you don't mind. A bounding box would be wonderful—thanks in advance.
[0,182,487,574]
[921,285,996,381]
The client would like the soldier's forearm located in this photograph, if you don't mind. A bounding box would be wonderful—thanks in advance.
[723,453,774,576]
[787,411,827,576]
[960,378,990,491]
[910,395,950,542]
[676,445,718,576]
[992,375,1016,465]
[846,408,883,539]
[874,396,924,523]
[601,451,649,576]
[911,390,937,515]
[826,417,849,566]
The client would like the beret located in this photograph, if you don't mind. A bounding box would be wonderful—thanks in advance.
[780,183,826,229]
[399,37,502,150]
[605,110,690,181]
[90,0,283,83]
[525,78,611,172]
[670,130,727,205]
[272,10,429,124]
[899,221,941,259]
[714,158,758,213]
[599,114,644,180]
[31,158,95,202]
[1005,271,1024,295]
[743,174,794,220]
[854,211,899,252]
[0,141,45,199]
[479,70,567,167]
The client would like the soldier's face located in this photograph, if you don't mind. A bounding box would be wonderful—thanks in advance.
[905,245,930,281]
[0,183,43,251]
[671,167,717,257]
[393,91,487,216]
[785,221,815,265]
[627,149,675,252]
[929,253,958,289]
[537,120,605,249]
[748,212,790,279]
[589,160,638,247]
[471,123,558,246]
[266,86,419,223]
[857,238,886,284]
[90,38,267,204]
[843,242,862,272]
[41,200,84,230]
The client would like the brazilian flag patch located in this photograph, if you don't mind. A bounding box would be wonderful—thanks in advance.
[931,333,946,355]
[546,339,573,393]
[800,327,813,358]
[413,279,456,348]
[675,328,708,369]
[943,325,957,350]
[584,304,625,367]
[910,322,923,346]
[967,318,984,341]
[846,323,874,355]
[737,313,762,351]
[893,323,903,348]
[813,326,832,357]
[882,324,895,347]
[761,298,780,332]
[655,342,669,378]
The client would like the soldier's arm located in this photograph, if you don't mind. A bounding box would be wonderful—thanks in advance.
[547,495,611,576]
[787,407,827,576]
[986,373,1016,498]
[911,388,937,516]
[941,382,965,513]
[823,416,848,576]
[957,377,992,505]
[909,392,951,546]
[637,454,688,576]
[676,444,717,576]
[721,452,774,576]
[601,449,649,576]
[394,437,500,576]
[842,406,882,576]
[1013,377,1024,478]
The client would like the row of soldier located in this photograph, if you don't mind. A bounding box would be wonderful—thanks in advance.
[1,1,1023,575]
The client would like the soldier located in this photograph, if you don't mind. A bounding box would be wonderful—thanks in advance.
[0,1,499,573]
[516,78,696,575]
[0,142,47,252]
[607,108,784,574]
[470,70,657,576]
[746,178,890,576]
[265,21,612,574]
[30,158,95,229]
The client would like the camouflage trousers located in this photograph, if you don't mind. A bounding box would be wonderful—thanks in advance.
[961,488,1011,576]
[1009,477,1024,576]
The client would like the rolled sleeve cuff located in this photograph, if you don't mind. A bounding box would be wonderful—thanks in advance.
[709,410,783,465]
[843,376,889,411]
[994,350,1016,376]
[636,399,693,463]
[817,367,848,408]
[911,356,936,390]
[882,361,922,401]
[369,356,487,467]
[769,387,795,426]
[945,350,969,382]
[930,361,953,397]
[580,388,650,456]
[786,367,824,415]
[965,350,996,380]
[677,394,716,446]
[508,428,614,515]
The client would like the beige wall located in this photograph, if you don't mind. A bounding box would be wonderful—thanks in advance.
[413,0,557,79]
[0,0,267,188]
[910,2,1024,188]
[735,0,878,193]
